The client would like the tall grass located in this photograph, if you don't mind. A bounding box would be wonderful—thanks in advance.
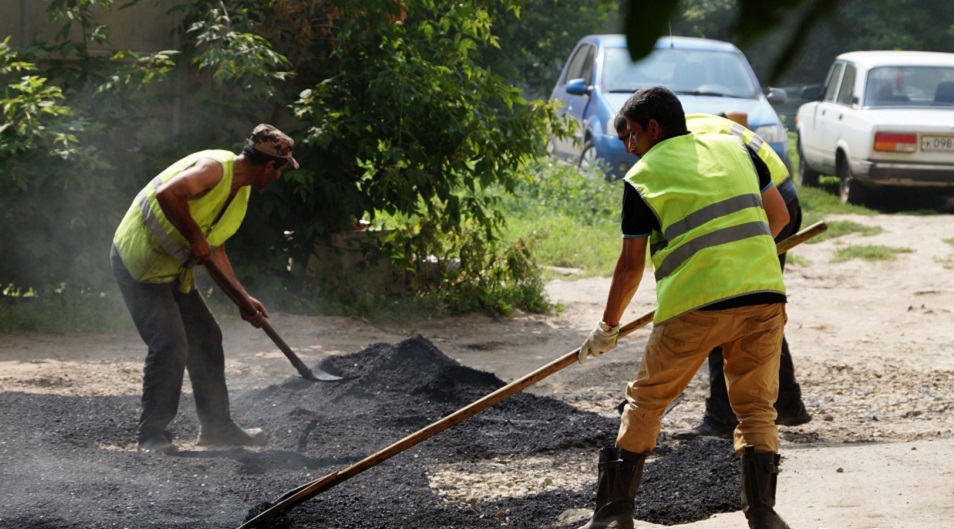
[499,161,622,277]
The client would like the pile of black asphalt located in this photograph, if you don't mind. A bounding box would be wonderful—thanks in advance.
[0,336,740,529]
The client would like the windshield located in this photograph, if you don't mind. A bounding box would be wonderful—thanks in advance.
[864,66,954,107]
[601,47,760,98]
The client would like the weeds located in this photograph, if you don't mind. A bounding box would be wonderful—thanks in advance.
[832,245,913,262]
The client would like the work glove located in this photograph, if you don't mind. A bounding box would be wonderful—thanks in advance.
[578,321,620,364]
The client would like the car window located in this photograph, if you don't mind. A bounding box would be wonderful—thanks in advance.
[564,44,595,84]
[864,65,954,107]
[823,63,844,102]
[836,65,856,105]
[600,47,759,98]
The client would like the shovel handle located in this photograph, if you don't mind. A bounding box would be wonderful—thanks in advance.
[236,221,828,529]
[203,260,320,382]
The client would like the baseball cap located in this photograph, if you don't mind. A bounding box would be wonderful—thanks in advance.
[248,124,300,169]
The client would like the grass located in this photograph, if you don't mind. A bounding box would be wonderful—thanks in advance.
[809,219,882,243]
[832,245,913,262]
[0,292,130,334]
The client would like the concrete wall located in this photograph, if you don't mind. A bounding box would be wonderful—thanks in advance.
[1,0,183,53]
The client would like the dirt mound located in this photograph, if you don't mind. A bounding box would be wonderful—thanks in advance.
[0,336,740,529]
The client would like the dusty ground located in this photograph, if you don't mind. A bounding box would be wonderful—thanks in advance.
[2,211,954,528]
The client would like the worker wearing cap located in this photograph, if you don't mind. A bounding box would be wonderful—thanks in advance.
[576,87,793,529]
[111,124,299,454]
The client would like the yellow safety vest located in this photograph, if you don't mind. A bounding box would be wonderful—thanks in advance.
[685,113,791,190]
[624,133,785,323]
[113,150,250,292]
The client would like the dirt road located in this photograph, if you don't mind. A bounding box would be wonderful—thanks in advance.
[1,212,953,528]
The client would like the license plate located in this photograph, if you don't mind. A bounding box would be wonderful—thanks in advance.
[921,135,954,152]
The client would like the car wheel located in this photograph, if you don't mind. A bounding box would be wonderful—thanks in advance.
[796,138,821,187]
[578,139,598,170]
[838,159,868,205]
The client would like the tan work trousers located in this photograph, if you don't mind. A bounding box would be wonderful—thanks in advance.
[617,303,786,455]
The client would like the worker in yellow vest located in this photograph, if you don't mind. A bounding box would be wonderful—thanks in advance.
[612,113,812,438]
[111,124,299,454]
[576,87,793,529]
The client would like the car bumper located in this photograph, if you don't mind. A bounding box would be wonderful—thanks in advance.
[860,161,954,187]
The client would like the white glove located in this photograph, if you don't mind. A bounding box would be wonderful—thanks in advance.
[578,321,620,364]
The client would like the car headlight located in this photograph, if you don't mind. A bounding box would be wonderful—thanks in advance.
[753,124,787,144]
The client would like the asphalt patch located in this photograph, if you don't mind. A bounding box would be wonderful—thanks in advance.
[0,336,740,528]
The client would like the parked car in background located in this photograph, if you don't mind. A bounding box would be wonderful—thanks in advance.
[548,34,790,180]
[796,50,954,205]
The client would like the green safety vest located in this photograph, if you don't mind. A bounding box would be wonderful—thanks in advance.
[685,113,791,190]
[624,133,785,323]
[113,150,250,292]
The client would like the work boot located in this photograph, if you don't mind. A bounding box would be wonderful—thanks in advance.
[741,446,792,529]
[775,400,812,427]
[197,421,269,447]
[577,447,648,529]
[672,417,736,440]
[138,431,178,454]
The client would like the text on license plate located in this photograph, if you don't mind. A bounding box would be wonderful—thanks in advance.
[921,135,954,152]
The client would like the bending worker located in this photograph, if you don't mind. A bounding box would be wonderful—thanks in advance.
[110,124,299,454]
[612,112,812,438]
[576,87,793,529]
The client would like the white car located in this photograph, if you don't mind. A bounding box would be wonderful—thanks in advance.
[796,50,954,205]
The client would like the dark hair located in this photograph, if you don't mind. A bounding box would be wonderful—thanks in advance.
[241,145,289,168]
[620,86,687,137]
[614,114,627,134]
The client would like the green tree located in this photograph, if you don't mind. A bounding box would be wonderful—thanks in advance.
[2,0,569,317]
[478,0,620,99]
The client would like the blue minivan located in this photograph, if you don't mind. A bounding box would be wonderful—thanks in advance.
[548,35,791,180]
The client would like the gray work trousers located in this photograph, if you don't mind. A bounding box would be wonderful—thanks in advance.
[111,245,233,441]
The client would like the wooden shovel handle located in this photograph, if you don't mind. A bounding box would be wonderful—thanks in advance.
[235,220,828,529]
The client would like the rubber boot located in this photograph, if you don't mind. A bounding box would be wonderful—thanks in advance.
[741,446,792,529]
[774,337,812,427]
[577,447,648,529]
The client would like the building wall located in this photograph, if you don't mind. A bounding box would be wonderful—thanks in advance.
[1,0,183,53]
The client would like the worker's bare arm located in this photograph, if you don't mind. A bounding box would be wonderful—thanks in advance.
[761,185,790,238]
[155,158,224,262]
[601,237,648,327]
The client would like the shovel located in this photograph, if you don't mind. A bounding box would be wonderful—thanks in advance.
[203,259,346,382]
[236,221,828,529]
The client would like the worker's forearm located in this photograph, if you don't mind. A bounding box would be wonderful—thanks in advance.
[602,263,643,327]
[155,191,205,248]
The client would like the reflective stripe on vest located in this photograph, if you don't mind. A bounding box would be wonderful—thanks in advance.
[686,113,790,189]
[654,220,771,280]
[136,176,191,265]
[624,133,784,323]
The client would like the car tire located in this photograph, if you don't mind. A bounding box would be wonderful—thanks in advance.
[796,138,821,187]
[838,159,868,205]
[578,139,598,170]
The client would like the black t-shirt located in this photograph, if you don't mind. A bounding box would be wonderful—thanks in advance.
[620,135,785,309]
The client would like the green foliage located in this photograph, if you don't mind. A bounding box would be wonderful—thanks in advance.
[0,293,129,333]
[500,161,622,276]
[478,0,619,99]
[832,244,913,262]
[3,0,570,322]
[810,220,882,243]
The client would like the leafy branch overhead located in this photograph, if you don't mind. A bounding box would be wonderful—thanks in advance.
[624,0,841,82]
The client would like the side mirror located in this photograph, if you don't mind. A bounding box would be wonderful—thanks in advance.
[766,87,788,105]
[566,78,590,96]
[800,85,822,101]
